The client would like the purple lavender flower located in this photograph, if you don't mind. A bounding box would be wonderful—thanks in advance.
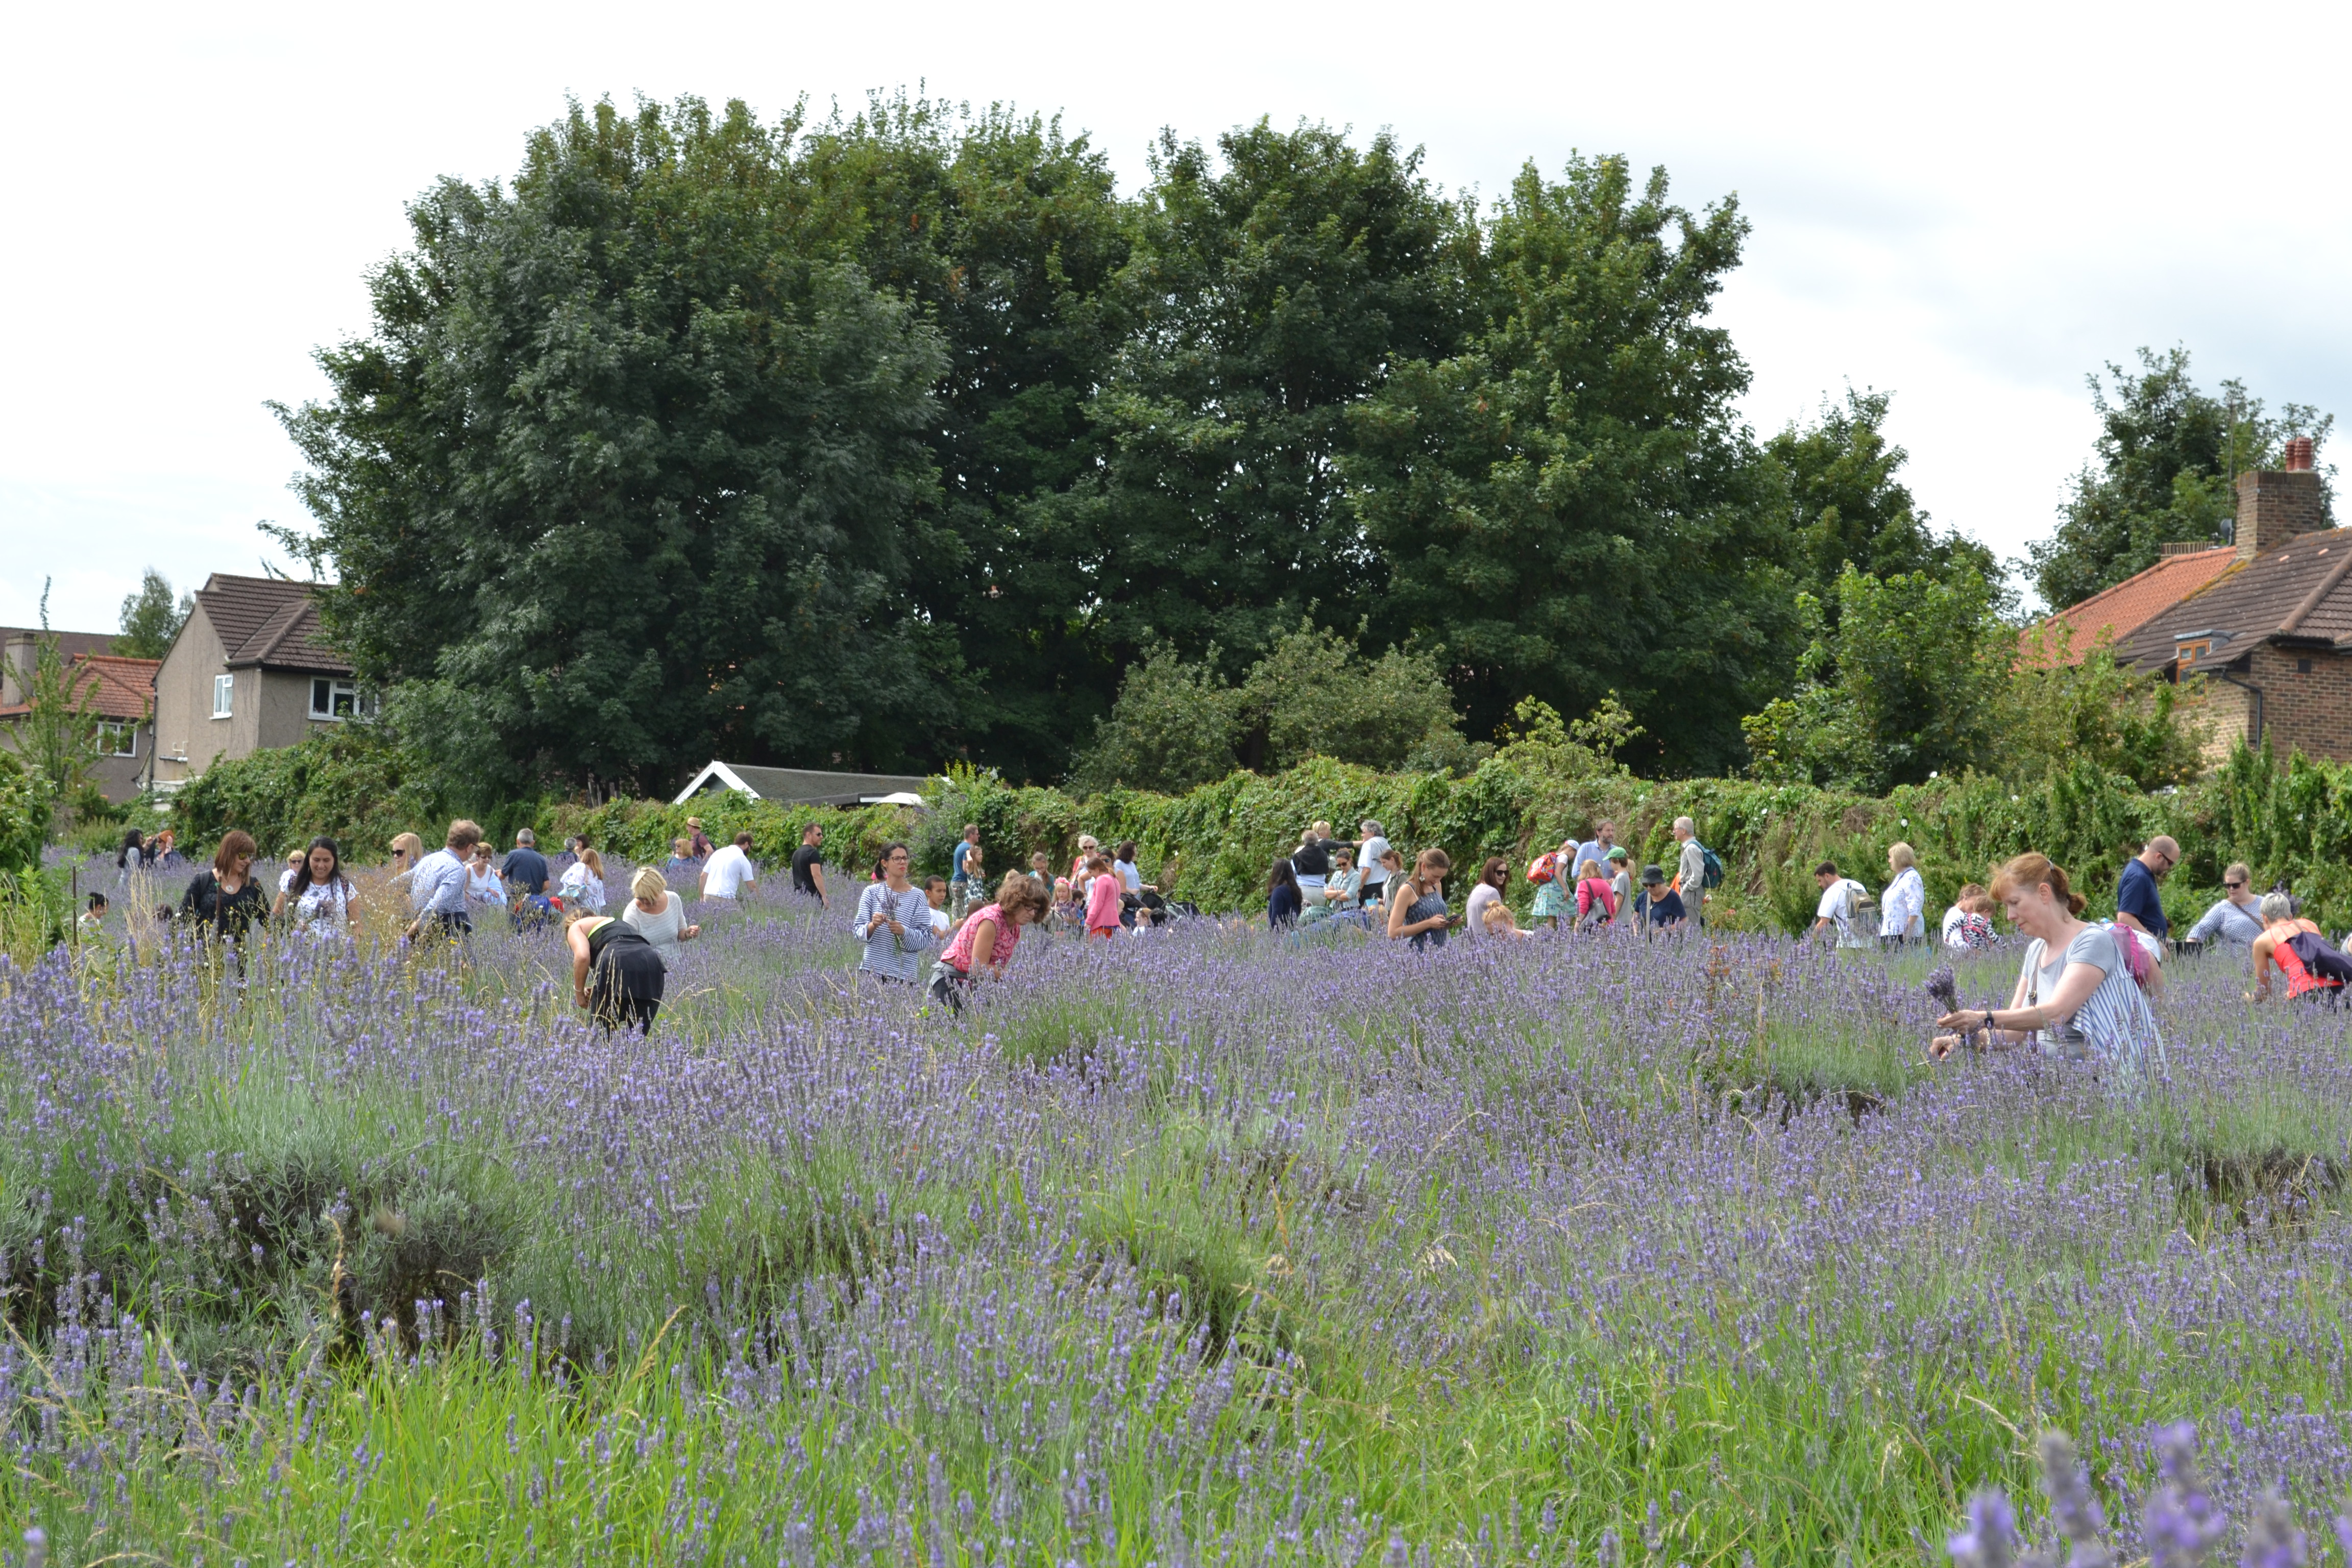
[2037,1431,2114,1567]
[1949,1490,2019,1568]
[2237,1490,2307,1568]
[2142,1422,2227,1568]
[1925,963,1960,1014]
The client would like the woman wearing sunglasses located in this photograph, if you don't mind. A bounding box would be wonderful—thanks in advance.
[2183,861,2263,950]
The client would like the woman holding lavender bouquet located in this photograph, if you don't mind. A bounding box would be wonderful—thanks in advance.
[852,842,935,985]
[1929,853,2162,1080]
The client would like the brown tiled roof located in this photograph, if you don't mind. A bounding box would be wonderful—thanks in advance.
[2118,527,2352,672]
[0,653,158,723]
[0,627,113,660]
[2021,547,2237,666]
[193,574,351,674]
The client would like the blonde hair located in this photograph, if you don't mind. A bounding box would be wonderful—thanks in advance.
[389,832,424,863]
[631,867,667,903]
[580,847,605,878]
[1576,859,1603,881]
[1989,853,2085,916]
[1888,842,1917,871]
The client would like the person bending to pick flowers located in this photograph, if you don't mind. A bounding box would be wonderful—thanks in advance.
[1930,852,2161,1080]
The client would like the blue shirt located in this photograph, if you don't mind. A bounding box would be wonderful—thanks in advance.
[2115,858,2167,940]
[951,842,979,881]
[410,848,472,916]
[1268,884,1302,928]
[502,846,550,896]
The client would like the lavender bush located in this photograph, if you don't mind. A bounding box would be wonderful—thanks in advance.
[4,856,2352,1560]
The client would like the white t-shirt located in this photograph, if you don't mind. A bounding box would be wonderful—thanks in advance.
[1116,860,1143,894]
[702,844,754,898]
[1816,879,1872,948]
[1940,905,1967,944]
[1358,836,1392,886]
[928,904,950,936]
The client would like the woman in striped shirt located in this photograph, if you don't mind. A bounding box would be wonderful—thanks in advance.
[1930,852,2162,1082]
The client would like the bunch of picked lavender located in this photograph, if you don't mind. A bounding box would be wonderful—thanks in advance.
[1925,964,1961,1014]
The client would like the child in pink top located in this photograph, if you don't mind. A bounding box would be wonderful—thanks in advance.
[1083,853,1123,938]
[1573,858,1618,926]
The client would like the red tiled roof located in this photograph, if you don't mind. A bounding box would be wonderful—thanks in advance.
[0,653,159,723]
[2020,547,2238,666]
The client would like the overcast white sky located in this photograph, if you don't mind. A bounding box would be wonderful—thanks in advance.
[6,0,2346,631]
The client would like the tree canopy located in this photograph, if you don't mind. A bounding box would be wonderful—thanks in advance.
[270,93,2308,799]
[2024,346,2333,611]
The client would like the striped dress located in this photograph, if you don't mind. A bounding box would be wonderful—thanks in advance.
[2020,925,2164,1082]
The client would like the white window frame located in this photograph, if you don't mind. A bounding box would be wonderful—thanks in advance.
[308,678,373,721]
[212,673,234,719]
[97,720,138,758]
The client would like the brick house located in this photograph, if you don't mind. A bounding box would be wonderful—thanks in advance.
[2087,440,2352,765]
[0,633,162,804]
[152,575,364,786]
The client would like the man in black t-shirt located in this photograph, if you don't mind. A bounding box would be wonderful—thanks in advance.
[789,823,827,906]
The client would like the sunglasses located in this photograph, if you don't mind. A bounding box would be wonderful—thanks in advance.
[2223,880,2244,889]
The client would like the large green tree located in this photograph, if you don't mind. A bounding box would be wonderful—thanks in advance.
[1760,388,2000,617]
[1042,121,1471,682]
[2024,346,2332,610]
[273,98,947,797]
[793,95,1135,780]
[1345,156,1792,775]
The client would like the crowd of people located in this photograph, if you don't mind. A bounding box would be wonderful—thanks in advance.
[92,805,2352,1074]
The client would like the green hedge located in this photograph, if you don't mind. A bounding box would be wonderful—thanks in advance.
[160,729,2352,933]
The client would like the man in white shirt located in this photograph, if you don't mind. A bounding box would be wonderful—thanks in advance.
[700,832,757,901]
[404,819,482,944]
[1810,860,1874,949]
[1671,817,1708,928]
[1356,819,1392,903]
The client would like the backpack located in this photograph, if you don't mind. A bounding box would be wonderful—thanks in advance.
[2286,931,2352,986]
[1697,843,1724,890]
[1527,852,1558,885]
[2094,921,2158,991]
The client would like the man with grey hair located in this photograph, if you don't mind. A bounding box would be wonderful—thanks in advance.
[1356,819,1392,905]
[503,827,550,900]
[1671,816,1708,928]
[2185,860,2261,949]
[2113,835,2179,943]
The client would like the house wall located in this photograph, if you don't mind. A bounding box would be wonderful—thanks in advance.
[257,670,322,751]
[152,605,234,782]
[2192,677,2257,770]
[2248,644,2352,764]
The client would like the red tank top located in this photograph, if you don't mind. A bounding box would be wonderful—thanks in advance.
[941,902,1020,975]
[2273,932,2343,998]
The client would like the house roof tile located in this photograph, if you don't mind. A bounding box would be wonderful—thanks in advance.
[193,574,351,674]
[2021,547,2237,666]
[0,653,159,723]
[2118,527,2352,671]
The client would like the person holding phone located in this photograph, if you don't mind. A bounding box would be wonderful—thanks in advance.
[1385,848,1458,951]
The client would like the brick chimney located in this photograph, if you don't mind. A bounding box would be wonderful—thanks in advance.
[2236,458,2325,560]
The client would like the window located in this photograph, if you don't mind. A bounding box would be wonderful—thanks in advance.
[212,673,233,718]
[2175,639,2211,667]
[309,678,369,720]
[97,721,137,758]
[2298,658,2315,674]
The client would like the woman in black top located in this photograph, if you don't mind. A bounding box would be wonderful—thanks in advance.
[1267,860,1303,929]
[180,830,268,942]
[567,912,666,1034]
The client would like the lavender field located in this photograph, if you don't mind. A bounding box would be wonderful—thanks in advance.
[5,859,2352,1563]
